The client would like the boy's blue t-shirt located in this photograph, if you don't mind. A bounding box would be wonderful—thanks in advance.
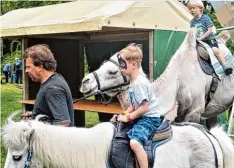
[190,14,215,40]
[129,74,160,117]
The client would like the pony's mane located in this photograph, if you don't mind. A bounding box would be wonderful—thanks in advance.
[2,121,30,150]
[2,121,115,168]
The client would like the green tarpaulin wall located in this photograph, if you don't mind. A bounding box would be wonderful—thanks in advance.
[153,30,186,79]
[85,40,149,76]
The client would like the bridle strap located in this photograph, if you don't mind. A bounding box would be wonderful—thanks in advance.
[76,58,130,104]
[24,123,35,168]
[109,59,128,83]
[92,59,130,93]
[93,71,101,90]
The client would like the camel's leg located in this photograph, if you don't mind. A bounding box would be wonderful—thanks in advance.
[206,117,217,130]
[184,96,206,123]
[184,108,203,123]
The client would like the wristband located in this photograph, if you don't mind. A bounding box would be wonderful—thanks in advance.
[127,114,132,122]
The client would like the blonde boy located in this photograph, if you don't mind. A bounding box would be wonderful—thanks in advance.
[187,0,233,75]
[117,44,161,168]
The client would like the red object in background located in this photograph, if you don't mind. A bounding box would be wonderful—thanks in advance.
[231,1,234,9]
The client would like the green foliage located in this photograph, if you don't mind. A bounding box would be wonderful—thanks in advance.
[1,0,66,15]
[1,39,21,73]
[204,9,234,52]
[1,84,22,167]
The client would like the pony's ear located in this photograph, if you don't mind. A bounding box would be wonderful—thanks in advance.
[23,127,35,141]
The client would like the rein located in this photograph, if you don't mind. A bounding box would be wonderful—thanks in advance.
[76,59,130,105]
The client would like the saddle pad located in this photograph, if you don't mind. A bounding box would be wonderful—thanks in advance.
[198,41,234,79]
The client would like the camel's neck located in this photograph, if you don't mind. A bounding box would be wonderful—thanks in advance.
[152,63,180,116]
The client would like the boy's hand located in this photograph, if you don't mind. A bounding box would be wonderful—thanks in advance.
[117,114,128,123]
[21,111,32,120]
[197,37,202,41]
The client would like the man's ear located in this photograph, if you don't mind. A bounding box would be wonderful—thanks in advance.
[37,65,43,72]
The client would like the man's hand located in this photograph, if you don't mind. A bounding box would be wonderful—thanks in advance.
[117,114,128,123]
[21,111,32,120]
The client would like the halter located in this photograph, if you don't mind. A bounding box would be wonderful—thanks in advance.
[24,122,35,168]
[76,58,130,105]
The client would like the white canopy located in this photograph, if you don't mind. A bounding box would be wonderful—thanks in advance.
[0,0,192,37]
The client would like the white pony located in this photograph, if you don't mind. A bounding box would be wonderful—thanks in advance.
[2,113,234,168]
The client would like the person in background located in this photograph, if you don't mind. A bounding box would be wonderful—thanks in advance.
[2,61,12,84]
[14,58,23,84]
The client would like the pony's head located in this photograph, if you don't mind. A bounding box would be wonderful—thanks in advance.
[80,43,145,99]
[2,113,42,168]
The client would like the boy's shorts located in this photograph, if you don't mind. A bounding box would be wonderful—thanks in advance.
[127,116,161,145]
[202,39,219,49]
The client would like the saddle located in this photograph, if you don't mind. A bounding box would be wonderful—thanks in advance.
[197,41,215,75]
[108,120,172,168]
[196,41,219,103]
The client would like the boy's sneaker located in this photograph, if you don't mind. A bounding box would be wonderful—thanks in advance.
[223,65,233,75]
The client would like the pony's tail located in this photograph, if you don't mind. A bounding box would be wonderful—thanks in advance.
[210,126,234,168]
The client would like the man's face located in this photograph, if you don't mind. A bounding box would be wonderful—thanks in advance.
[25,57,42,82]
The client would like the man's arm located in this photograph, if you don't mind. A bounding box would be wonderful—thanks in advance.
[46,86,71,127]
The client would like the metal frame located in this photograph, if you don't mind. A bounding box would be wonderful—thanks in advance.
[227,102,234,137]
[217,26,234,137]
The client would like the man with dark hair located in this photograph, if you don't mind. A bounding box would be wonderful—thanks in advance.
[22,44,74,126]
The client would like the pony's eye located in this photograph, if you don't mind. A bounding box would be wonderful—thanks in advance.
[108,70,118,75]
[12,155,22,161]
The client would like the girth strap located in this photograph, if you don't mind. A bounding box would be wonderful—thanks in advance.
[206,74,219,105]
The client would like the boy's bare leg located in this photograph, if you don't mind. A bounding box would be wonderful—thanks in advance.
[212,47,225,65]
[130,139,148,168]
[212,47,233,75]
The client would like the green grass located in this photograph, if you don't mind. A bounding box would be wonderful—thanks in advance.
[1,84,22,168]
[1,84,99,168]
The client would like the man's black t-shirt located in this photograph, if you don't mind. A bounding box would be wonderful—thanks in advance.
[32,73,74,126]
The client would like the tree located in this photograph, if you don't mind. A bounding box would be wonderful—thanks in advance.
[1,0,68,68]
[204,3,234,52]
[1,0,66,15]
